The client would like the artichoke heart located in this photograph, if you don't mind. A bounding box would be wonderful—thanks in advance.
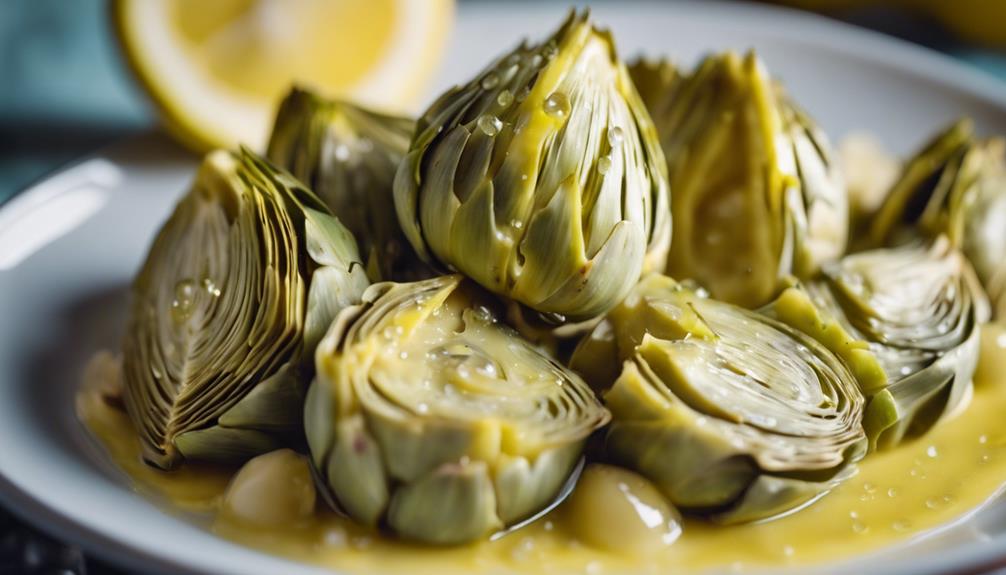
[307,275,610,544]
[267,88,428,282]
[394,10,671,322]
[870,119,1006,318]
[773,239,988,450]
[650,51,846,308]
[122,149,370,469]
[570,274,867,524]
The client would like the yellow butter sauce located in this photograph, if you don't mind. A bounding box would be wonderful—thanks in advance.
[78,325,1006,574]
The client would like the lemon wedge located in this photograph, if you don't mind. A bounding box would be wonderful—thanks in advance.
[113,0,453,151]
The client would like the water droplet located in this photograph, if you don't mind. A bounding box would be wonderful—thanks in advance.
[863,482,876,493]
[607,126,624,148]
[416,403,429,414]
[399,351,409,360]
[925,498,940,510]
[899,365,913,376]
[849,511,859,519]
[495,230,508,242]
[980,454,991,464]
[151,365,162,379]
[510,219,524,229]
[477,114,502,137]
[382,327,396,340]
[481,73,500,90]
[926,445,938,458]
[979,435,988,444]
[521,174,529,181]
[597,156,612,175]
[497,89,514,107]
[516,87,531,102]
[529,54,543,67]
[851,521,869,534]
[334,144,351,162]
[201,277,221,297]
[543,92,570,120]
[457,366,471,379]
[543,520,554,531]
[473,305,494,323]
[887,487,899,498]
[170,279,197,324]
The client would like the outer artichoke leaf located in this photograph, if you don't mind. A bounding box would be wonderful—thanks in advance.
[218,364,304,430]
[328,415,390,527]
[493,444,582,525]
[174,426,286,465]
[387,460,503,545]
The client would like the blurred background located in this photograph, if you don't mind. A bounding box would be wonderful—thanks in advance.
[2,0,1006,205]
[0,0,1005,572]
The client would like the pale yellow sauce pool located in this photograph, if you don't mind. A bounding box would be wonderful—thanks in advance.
[79,327,1006,575]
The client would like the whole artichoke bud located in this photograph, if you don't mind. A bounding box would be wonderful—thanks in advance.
[569,274,867,524]
[394,11,671,322]
[651,51,847,308]
[122,149,370,469]
[767,238,987,450]
[306,275,610,544]
[870,119,1006,318]
[266,88,428,282]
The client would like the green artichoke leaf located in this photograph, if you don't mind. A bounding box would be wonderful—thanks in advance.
[870,118,1006,319]
[122,149,369,469]
[307,275,610,544]
[393,10,671,322]
[648,51,847,308]
[267,87,430,282]
[573,274,867,523]
[784,239,986,450]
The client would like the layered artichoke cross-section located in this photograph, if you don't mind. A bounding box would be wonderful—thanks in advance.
[306,275,610,544]
[122,149,370,469]
[570,275,868,523]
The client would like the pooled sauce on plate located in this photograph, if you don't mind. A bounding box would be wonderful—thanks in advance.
[78,325,1006,575]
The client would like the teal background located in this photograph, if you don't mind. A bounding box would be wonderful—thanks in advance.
[2,0,1006,204]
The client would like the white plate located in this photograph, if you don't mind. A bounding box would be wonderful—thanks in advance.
[2,2,1006,574]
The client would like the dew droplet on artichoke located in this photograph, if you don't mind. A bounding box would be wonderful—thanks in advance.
[767,239,987,450]
[394,11,671,322]
[306,275,610,544]
[122,149,370,469]
[646,51,846,308]
[266,88,429,282]
[870,119,1006,318]
[569,274,867,523]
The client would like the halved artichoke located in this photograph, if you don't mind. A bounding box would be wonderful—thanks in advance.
[870,119,1006,318]
[122,149,370,469]
[650,51,846,308]
[394,11,671,322]
[266,88,427,282]
[306,275,610,544]
[569,274,867,523]
[767,239,987,450]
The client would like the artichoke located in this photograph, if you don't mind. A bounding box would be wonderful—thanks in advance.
[627,57,680,131]
[768,239,987,450]
[394,11,671,322]
[122,149,369,469]
[266,88,427,282]
[569,274,867,523]
[870,119,1006,318]
[651,51,846,308]
[306,275,610,544]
